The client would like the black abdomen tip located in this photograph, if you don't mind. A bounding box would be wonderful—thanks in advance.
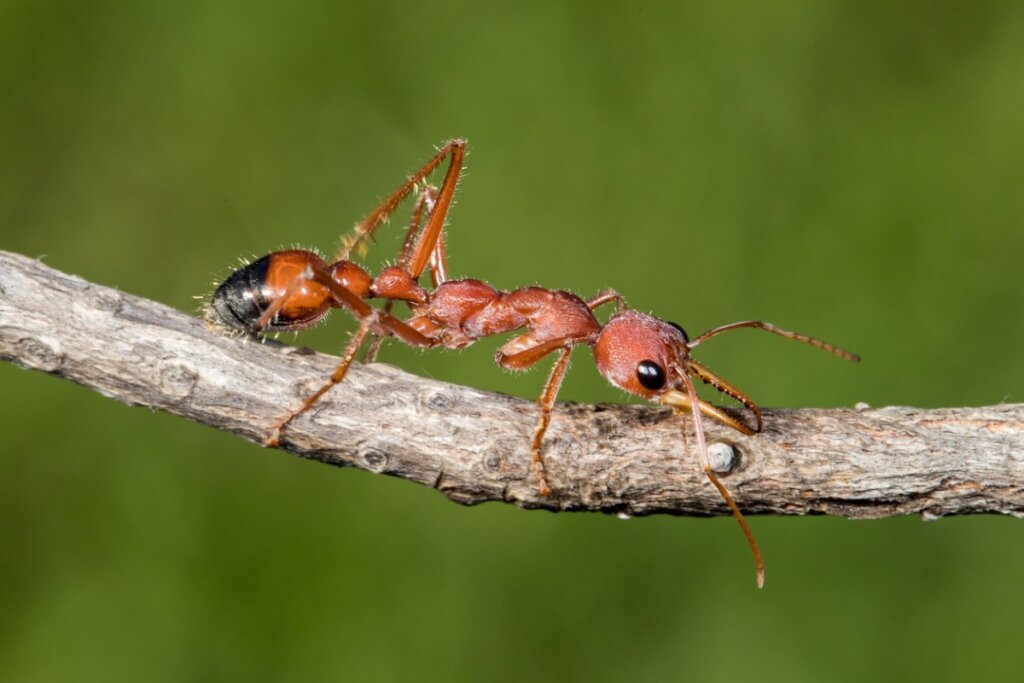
[209,255,273,333]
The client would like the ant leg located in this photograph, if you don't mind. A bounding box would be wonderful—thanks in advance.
[505,292,624,486]
[336,140,465,263]
[498,336,594,495]
[311,270,434,348]
[397,185,438,271]
[689,320,860,362]
[390,181,448,286]
[251,261,318,332]
[407,185,448,287]
[266,317,373,446]
[361,307,391,363]
[685,359,764,433]
[586,289,627,313]
[429,230,449,287]
[266,267,436,446]
[496,336,592,370]
[677,371,765,589]
[529,349,572,496]
[405,144,463,279]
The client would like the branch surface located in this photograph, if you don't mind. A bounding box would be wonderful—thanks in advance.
[1,249,1022,519]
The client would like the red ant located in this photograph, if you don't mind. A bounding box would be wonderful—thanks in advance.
[207,140,859,588]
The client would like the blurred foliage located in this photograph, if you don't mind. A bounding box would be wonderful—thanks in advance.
[2,1,1024,681]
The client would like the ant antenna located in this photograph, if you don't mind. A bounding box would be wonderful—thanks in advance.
[688,320,860,363]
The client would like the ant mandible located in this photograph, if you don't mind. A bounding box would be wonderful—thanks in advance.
[207,139,859,588]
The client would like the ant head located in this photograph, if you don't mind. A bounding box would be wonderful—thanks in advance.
[593,310,694,407]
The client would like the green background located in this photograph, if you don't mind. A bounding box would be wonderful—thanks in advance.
[2,2,1023,681]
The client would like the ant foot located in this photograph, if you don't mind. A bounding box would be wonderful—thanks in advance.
[530,460,552,496]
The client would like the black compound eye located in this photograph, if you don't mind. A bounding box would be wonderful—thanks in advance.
[636,360,666,391]
[667,321,689,343]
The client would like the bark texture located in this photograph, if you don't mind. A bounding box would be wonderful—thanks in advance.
[1,249,1022,519]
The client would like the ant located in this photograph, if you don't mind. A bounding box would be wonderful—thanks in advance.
[207,139,859,588]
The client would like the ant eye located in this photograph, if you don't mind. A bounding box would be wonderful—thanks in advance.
[667,321,689,343]
[636,360,666,391]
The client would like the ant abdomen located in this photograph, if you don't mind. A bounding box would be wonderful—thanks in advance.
[210,250,336,333]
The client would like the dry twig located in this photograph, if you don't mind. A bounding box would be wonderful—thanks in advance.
[1,249,1021,519]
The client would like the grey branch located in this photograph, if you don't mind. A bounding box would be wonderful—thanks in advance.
[1,249,1021,520]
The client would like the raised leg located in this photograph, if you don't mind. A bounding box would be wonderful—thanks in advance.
[689,320,860,362]
[256,143,456,339]
[396,184,446,284]
[336,140,466,263]
[406,144,464,279]
[428,230,449,288]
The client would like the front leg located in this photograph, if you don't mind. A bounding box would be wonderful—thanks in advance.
[498,336,588,496]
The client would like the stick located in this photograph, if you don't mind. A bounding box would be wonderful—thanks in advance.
[1,249,1022,518]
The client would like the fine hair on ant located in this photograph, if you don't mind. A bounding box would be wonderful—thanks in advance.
[207,139,859,588]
